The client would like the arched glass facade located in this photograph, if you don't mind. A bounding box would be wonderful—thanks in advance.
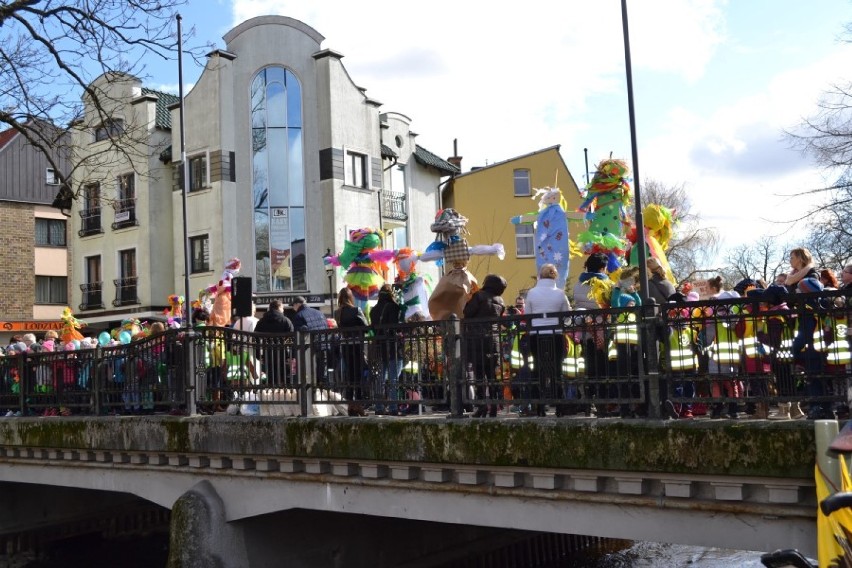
[250,66,305,292]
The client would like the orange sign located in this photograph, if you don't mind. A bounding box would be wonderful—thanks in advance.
[0,321,64,332]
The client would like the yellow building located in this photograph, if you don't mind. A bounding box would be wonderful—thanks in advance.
[444,145,582,301]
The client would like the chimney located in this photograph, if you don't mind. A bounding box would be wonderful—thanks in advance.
[447,138,462,172]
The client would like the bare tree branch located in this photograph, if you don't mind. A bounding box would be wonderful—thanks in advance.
[0,0,212,202]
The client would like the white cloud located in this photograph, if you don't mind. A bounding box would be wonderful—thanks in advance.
[229,0,727,166]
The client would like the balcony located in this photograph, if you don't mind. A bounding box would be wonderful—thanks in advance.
[112,277,139,307]
[111,198,138,230]
[79,282,104,311]
[381,191,407,222]
[78,208,102,237]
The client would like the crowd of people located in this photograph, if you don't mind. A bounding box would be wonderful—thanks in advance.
[2,247,850,421]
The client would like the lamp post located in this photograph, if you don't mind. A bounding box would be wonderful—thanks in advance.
[323,248,334,317]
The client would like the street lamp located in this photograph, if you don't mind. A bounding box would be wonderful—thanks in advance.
[323,248,335,316]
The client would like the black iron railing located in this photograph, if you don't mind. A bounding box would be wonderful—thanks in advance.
[111,198,138,230]
[112,277,139,307]
[79,282,103,311]
[78,208,102,237]
[0,289,849,419]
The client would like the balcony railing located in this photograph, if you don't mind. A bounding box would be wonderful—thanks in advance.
[381,191,407,222]
[79,282,104,311]
[113,277,139,307]
[78,208,102,237]
[111,198,138,230]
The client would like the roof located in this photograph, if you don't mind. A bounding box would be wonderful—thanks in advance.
[0,127,17,151]
[413,145,460,176]
[452,145,563,180]
[141,88,180,130]
[381,143,397,159]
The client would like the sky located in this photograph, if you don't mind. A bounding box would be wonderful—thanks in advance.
[151,0,852,267]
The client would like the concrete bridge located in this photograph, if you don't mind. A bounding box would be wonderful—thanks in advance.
[0,415,822,567]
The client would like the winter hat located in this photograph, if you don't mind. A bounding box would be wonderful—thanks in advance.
[798,277,823,294]
[734,278,758,296]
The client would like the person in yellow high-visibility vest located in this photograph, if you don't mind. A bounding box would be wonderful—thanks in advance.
[705,275,742,419]
[610,266,641,418]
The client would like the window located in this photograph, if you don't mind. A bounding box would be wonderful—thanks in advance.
[346,150,368,189]
[251,66,306,293]
[94,118,124,142]
[46,168,59,185]
[81,256,102,310]
[189,154,208,191]
[113,173,136,229]
[515,224,534,257]
[35,218,66,246]
[114,249,138,306]
[190,234,210,273]
[514,169,531,196]
[35,276,67,304]
[79,183,101,236]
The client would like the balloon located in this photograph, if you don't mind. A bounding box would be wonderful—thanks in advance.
[72,340,81,349]
[98,332,110,347]
[119,331,131,345]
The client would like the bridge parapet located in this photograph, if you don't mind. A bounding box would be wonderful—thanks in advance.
[0,417,820,560]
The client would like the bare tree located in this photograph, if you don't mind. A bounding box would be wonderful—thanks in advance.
[0,1,209,203]
[722,236,789,284]
[640,178,720,281]
[801,179,852,271]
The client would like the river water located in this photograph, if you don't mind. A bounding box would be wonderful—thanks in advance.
[583,542,767,567]
[1,533,801,567]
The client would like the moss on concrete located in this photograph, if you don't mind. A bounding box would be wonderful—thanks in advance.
[0,417,817,479]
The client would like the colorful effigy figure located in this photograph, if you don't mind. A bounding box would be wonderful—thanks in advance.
[60,307,85,344]
[325,227,396,311]
[577,158,632,272]
[510,187,583,290]
[163,294,185,328]
[204,257,242,327]
[627,203,677,284]
[393,247,432,321]
[421,209,504,320]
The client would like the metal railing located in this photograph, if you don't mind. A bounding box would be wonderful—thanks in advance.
[381,191,407,222]
[78,208,102,237]
[0,289,849,418]
[112,277,139,307]
[79,282,103,311]
[111,198,138,230]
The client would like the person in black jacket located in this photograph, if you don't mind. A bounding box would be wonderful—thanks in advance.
[463,274,507,417]
[335,287,369,414]
[254,300,294,386]
[371,284,403,415]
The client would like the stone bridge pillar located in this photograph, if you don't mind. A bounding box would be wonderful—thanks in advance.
[168,480,248,568]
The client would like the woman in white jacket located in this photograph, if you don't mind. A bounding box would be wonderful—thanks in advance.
[525,264,571,416]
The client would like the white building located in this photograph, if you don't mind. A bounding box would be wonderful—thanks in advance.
[69,15,458,326]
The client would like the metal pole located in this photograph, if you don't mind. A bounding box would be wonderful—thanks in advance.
[621,0,657,417]
[621,0,649,299]
[177,15,196,415]
[177,15,191,325]
[583,147,590,188]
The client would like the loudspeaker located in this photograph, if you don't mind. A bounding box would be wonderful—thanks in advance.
[231,276,253,317]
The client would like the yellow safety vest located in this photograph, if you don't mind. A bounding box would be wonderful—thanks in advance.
[668,327,698,371]
[710,321,740,365]
[613,312,638,345]
[562,336,585,377]
[824,315,851,366]
[740,317,770,360]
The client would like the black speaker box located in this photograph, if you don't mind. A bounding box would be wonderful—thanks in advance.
[231,276,253,317]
